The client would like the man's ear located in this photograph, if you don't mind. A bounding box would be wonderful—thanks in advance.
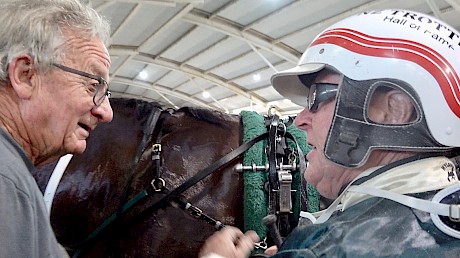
[8,55,36,99]
[368,89,415,125]
[384,90,415,124]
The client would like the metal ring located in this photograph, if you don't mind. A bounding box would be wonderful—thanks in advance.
[151,178,165,192]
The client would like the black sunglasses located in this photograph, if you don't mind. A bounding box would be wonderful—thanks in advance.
[308,83,338,112]
[53,63,110,106]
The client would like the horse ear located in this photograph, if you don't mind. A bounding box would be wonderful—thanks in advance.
[8,55,36,100]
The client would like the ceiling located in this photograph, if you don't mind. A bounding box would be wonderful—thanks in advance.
[89,0,460,117]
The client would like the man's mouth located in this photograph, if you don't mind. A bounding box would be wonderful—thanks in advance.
[78,122,91,133]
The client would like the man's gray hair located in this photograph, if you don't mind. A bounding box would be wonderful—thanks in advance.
[0,0,111,83]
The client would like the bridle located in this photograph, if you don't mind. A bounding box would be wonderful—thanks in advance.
[266,112,306,238]
[67,108,305,256]
[236,109,307,247]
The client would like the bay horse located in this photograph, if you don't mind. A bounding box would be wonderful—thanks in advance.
[32,98,314,257]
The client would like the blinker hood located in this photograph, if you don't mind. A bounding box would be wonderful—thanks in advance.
[325,77,449,168]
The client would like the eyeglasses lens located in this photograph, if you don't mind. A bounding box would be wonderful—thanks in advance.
[93,81,109,106]
[307,83,338,112]
[53,63,110,106]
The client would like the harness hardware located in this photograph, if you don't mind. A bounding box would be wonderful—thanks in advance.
[151,178,165,192]
[449,204,460,222]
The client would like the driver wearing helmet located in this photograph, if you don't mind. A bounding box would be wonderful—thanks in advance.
[199,9,460,258]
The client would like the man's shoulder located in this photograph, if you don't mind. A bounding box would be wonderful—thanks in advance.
[281,196,460,257]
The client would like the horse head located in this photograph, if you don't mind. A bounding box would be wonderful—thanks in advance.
[33,98,243,257]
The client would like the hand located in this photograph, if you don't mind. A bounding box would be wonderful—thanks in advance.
[199,226,260,258]
[264,246,278,256]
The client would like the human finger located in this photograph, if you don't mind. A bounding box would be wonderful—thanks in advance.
[244,230,260,243]
[234,230,260,256]
[264,245,278,256]
[221,226,245,244]
[199,226,245,258]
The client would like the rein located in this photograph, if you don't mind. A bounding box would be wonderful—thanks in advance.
[266,114,305,238]
[238,110,307,249]
[142,132,269,217]
[70,130,270,256]
[62,108,306,257]
[117,107,163,217]
[68,107,164,257]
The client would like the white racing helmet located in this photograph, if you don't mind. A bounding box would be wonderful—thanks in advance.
[271,9,460,167]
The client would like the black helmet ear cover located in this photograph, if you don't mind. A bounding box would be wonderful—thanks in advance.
[324,77,449,168]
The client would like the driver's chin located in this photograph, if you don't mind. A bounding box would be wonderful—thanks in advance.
[304,165,321,186]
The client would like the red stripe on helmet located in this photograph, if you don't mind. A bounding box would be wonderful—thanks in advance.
[310,28,460,118]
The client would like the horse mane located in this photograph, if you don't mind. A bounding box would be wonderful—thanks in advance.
[110,98,237,131]
[110,98,162,125]
[177,106,238,129]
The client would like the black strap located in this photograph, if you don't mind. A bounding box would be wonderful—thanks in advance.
[267,115,279,190]
[71,131,270,254]
[117,108,163,216]
[174,196,225,229]
[70,109,163,255]
[139,132,269,216]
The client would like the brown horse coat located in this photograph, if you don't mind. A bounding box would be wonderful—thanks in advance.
[34,98,243,257]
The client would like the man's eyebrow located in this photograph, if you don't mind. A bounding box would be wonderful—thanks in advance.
[89,64,108,79]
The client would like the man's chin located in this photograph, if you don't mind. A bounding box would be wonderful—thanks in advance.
[304,167,321,186]
[67,141,87,155]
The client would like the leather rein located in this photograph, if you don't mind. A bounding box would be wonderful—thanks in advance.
[70,109,304,256]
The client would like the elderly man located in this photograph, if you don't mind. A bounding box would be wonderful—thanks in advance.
[0,0,112,257]
[200,9,460,258]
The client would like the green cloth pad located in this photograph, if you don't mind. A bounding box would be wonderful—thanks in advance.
[240,111,318,239]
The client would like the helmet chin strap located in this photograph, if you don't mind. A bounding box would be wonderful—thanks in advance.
[325,77,450,168]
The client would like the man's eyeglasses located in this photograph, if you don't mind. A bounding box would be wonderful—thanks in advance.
[53,63,110,106]
[308,83,338,112]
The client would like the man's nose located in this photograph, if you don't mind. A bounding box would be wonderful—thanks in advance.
[92,98,113,123]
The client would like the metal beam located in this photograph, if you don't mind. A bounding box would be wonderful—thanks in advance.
[186,75,229,113]
[425,0,445,21]
[139,3,195,51]
[248,43,277,73]
[241,0,300,32]
[444,0,460,13]
[182,10,300,64]
[273,0,390,44]
[110,4,143,40]
[111,77,215,109]
[107,0,204,6]
[109,46,268,108]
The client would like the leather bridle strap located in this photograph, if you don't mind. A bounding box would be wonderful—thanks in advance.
[267,115,280,190]
[117,107,163,217]
[140,132,269,217]
[71,131,269,255]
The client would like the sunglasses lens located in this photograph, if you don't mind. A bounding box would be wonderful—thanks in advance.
[308,84,317,111]
[307,83,338,112]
